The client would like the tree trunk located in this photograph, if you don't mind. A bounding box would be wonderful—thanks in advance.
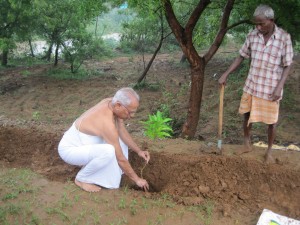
[71,62,74,73]
[29,39,35,57]
[181,58,205,138]
[180,53,187,63]
[137,36,163,83]
[1,50,8,66]
[95,16,99,37]
[42,43,53,61]
[137,8,167,83]
[54,43,59,66]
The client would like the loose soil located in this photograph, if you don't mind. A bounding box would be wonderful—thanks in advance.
[0,51,299,224]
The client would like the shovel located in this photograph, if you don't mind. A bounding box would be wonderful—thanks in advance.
[217,84,225,154]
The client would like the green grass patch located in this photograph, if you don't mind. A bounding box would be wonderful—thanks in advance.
[7,56,49,68]
[133,81,161,92]
[46,66,105,80]
[0,168,41,224]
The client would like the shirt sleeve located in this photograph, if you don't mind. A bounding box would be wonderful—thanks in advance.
[282,33,293,67]
[239,32,251,59]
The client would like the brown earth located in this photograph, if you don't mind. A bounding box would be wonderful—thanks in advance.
[0,51,300,224]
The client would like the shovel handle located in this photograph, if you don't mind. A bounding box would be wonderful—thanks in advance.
[218,85,225,139]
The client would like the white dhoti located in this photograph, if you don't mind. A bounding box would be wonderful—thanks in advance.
[58,123,128,189]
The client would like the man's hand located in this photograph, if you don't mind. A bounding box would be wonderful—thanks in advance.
[218,73,228,85]
[138,151,150,163]
[136,178,149,192]
[269,87,282,101]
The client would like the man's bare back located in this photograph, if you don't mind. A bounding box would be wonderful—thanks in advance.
[75,98,116,137]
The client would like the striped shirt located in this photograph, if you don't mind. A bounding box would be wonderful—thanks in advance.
[239,25,293,100]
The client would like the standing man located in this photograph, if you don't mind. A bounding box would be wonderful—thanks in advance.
[218,4,293,162]
[58,87,150,192]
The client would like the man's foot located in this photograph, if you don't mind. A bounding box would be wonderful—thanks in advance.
[236,142,253,155]
[244,137,252,149]
[264,154,275,164]
[75,179,101,192]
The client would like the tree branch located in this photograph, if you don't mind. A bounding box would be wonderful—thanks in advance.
[163,0,185,43]
[186,0,211,33]
[225,19,251,31]
[204,0,235,63]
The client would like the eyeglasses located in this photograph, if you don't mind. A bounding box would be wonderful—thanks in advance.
[121,104,136,117]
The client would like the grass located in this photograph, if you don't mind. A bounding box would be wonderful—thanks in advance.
[133,81,162,92]
[0,168,41,224]
[7,56,49,68]
[187,200,214,225]
[46,66,106,80]
[0,167,215,224]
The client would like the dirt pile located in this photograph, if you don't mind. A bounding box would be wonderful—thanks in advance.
[1,124,299,219]
[0,124,77,182]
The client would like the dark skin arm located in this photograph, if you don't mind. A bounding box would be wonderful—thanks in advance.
[218,56,245,85]
[270,65,292,101]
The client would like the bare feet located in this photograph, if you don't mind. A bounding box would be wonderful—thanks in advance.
[244,138,252,150]
[236,141,253,155]
[75,179,101,192]
[264,154,275,164]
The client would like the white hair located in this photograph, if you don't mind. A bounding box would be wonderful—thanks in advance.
[111,87,140,106]
[253,4,274,19]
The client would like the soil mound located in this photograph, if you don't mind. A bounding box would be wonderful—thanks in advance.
[1,124,299,219]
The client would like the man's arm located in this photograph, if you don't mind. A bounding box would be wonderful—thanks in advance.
[101,122,149,190]
[117,119,150,163]
[270,65,292,101]
[218,55,244,85]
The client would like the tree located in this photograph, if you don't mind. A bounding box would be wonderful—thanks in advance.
[0,0,33,66]
[62,32,111,73]
[36,0,108,65]
[127,0,299,138]
[136,8,173,83]
[163,0,236,138]
[118,1,175,83]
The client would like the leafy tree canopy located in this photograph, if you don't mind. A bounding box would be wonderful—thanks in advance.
[121,0,299,49]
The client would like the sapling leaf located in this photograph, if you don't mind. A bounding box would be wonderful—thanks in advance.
[140,110,173,140]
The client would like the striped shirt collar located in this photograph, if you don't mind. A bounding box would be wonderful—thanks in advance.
[254,24,279,40]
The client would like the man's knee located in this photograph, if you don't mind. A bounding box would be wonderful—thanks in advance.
[90,145,116,168]
[268,123,276,129]
[244,112,250,120]
[89,144,116,160]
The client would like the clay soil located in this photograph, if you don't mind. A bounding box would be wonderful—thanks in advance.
[0,51,299,224]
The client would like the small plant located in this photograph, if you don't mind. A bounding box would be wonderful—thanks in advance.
[118,198,126,210]
[2,192,18,201]
[122,185,129,195]
[142,198,149,209]
[140,111,173,140]
[21,70,31,77]
[32,111,40,120]
[140,162,147,179]
[129,199,137,215]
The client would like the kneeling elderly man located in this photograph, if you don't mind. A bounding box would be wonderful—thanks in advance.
[58,87,150,192]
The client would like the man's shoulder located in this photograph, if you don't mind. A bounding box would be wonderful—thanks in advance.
[246,29,259,39]
[275,26,291,38]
